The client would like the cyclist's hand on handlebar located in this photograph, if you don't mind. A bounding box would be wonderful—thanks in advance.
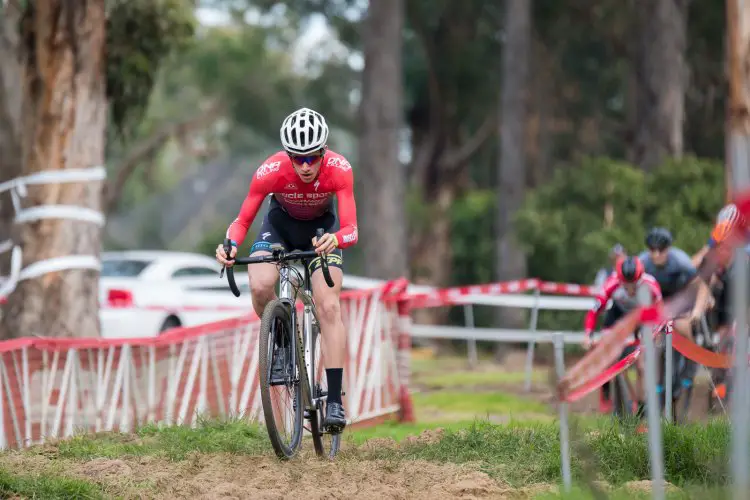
[583,334,592,351]
[215,244,237,267]
[312,232,338,255]
[583,330,596,350]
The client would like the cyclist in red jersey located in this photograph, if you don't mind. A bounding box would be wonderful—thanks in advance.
[584,256,663,415]
[215,107,357,431]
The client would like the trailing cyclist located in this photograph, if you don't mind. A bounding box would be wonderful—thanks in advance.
[584,256,663,417]
[694,203,748,409]
[215,107,358,432]
[638,227,712,417]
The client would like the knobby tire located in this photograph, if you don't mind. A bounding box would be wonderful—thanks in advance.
[259,300,303,459]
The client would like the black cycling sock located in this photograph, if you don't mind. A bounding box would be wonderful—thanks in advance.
[636,400,646,420]
[326,368,343,405]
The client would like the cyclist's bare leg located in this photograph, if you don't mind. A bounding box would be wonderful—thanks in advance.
[247,251,279,317]
[311,266,345,369]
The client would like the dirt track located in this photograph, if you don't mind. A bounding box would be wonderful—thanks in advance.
[0,438,558,500]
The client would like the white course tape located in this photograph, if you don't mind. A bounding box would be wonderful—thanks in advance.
[0,167,107,300]
[15,205,106,226]
[0,167,106,194]
[19,255,100,281]
[0,246,21,298]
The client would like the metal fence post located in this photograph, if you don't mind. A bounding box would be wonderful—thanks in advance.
[554,332,572,492]
[524,288,542,391]
[730,243,749,500]
[637,287,664,500]
[664,327,672,423]
[727,4,750,496]
[464,304,479,369]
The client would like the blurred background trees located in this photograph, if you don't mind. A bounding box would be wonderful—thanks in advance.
[0,0,731,337]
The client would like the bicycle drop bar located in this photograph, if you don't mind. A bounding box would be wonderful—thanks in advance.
[220,228,335,297]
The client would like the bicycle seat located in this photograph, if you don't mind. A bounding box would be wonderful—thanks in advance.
[270,243,285,252]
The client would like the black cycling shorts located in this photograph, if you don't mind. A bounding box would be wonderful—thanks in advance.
[249,198,343,275]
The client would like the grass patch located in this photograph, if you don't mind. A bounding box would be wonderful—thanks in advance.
[413,390,549,417]
[360,419,732,489]
[0,468,104,499]
[534,483,731,499]
[416,369,546,389]
[347,419,474,444]
[56,417,269,462]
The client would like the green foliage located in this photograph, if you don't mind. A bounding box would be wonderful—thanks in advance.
[516,156,724,284]
[516,157,646,283]
[643,156,726,252]
[107,0,196,138]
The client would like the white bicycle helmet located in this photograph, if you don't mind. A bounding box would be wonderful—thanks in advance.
[279,107,329,155]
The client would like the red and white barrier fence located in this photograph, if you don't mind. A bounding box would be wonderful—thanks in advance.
[0,272,600,450]
[0,280,413,449]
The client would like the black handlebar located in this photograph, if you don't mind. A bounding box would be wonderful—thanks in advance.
[220,228,335,298]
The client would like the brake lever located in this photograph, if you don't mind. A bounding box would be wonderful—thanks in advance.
[220,238,233,278]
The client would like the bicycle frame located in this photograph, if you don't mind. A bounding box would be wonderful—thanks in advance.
[277,263,320,411]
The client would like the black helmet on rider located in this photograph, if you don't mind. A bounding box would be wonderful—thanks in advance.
[645,227,673,250]
[617,256,644,283]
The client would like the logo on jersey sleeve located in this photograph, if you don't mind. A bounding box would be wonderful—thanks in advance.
[256,161,282,179]
[327,157,351,171]
[342,226,358,244]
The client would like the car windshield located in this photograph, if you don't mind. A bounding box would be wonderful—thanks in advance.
[101,259,151,277]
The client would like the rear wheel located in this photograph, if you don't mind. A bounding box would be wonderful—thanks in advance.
[258,300,303,459]
[308,321,341,460]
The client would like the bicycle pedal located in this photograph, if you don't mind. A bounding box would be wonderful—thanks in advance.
[324,424,344,435]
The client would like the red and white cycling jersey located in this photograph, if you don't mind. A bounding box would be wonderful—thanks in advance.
[226,150,358,249]
[584,272,662,332]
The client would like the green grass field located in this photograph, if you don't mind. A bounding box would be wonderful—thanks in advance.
[0,353,733,498]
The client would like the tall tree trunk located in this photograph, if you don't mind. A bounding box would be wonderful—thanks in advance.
[358,0,407,280]
[631,0,688,170]
[0,4,24,275]
[495,0,532,360]
[0,1,107,339]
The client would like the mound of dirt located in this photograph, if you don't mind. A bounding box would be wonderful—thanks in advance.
[1,445,559,500]
[77,452,519,499]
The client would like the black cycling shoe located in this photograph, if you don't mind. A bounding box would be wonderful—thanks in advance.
[323,402,346,433]
[270,347,289,385]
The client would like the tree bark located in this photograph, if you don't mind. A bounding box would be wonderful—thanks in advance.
[357,0,407,280]
[0,0,107,339]
[495,0,532,359]
[0,3,24,275]
[631,0,688,170]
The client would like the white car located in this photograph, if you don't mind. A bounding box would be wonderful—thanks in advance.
[100,250,252,338]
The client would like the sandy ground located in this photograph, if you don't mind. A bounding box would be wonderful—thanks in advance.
[0,432,678,500]
[0,433,558,500]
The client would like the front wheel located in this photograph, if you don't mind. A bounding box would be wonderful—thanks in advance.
[258,299,303,459]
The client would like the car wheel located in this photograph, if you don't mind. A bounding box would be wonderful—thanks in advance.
[159,315,181,333]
